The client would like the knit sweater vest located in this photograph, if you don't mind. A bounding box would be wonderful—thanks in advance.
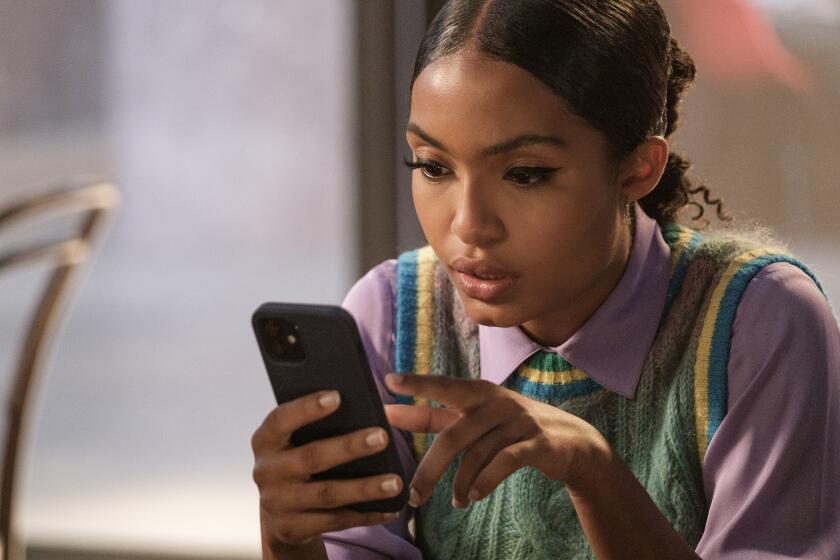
[393,223,823,560]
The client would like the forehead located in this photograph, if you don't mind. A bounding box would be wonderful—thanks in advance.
[409,53,597,155]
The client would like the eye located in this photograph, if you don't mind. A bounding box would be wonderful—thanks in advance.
[403,157,452,180]
[505,167,558,187]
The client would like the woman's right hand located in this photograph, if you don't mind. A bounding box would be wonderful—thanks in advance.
[251,390,403,557]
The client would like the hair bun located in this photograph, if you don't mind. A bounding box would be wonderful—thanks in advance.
[664,38,697,138]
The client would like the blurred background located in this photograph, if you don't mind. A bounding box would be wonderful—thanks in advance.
[0,0,837,558]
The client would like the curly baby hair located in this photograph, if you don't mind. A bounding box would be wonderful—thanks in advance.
[411,0,731,227]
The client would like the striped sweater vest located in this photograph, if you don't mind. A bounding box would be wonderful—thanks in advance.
[393,223,824,560]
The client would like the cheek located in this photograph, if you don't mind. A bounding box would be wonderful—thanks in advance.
[504,197,588,254]
[412,183,450,242]
[508,195,618,282]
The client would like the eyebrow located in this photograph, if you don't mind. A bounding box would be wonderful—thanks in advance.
[405,122,567,157]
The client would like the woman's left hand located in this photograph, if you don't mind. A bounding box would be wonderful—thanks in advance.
[383,373,609,509]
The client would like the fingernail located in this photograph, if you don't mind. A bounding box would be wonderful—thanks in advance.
[318,391,340,408]
[365,429,386,447]
[468,489,481,502]
[381,477,399,494]
[408,487,420,508]
[452,497,466,509]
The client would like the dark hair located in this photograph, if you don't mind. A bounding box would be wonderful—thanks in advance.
[411,0,729,226]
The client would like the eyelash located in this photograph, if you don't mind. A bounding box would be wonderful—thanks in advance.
[402,157,558,187]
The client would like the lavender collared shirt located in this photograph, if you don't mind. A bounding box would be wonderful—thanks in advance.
[323,206,840,559]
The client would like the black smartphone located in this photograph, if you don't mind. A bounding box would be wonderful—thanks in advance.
[252,302,408,512]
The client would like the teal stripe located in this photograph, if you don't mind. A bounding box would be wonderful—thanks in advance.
[525,351,575,373]
[395,251,419,405]
[506,375,602,403]
[705,255,825,444]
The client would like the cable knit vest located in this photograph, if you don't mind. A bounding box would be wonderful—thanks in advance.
[393,223,823,560]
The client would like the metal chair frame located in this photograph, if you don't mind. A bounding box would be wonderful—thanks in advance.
[0,181,119,560]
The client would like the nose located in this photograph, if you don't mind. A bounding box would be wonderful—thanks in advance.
[450,179,505,247]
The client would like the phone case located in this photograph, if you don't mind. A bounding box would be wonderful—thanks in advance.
[252,302,408,512]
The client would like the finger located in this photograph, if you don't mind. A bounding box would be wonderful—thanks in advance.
[276,425,391,478]
[451,423,523,507]
[467,440,536,503]
[252,391,341,454]
[384,404,460,433]
[284,473,403,510]
[409,404,504,507]
[268,508,399,547]
[384,373,492,408]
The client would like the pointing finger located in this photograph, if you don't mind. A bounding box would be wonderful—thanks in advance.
[384,373,493,408]
[384,404,460,433]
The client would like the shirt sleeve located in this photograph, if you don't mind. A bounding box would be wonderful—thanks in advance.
[322,259,422,560]
[696,262,840,559]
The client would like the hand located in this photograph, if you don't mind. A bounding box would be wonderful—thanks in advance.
[383,373,607,508]
[251,390,403,549]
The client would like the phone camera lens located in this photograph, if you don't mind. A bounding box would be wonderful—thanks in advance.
[261,318,306,363]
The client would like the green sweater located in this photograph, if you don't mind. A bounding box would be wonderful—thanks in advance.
[393,223,822,559]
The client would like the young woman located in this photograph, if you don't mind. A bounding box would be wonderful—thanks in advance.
[251,1,840,558]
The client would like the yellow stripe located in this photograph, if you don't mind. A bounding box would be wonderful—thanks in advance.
[412,247,437,454]
[412,431,428,458]
[517,366,589,385]
[414,246,436,379]
[693,247,781,461]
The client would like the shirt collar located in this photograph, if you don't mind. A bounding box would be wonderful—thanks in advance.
[478,203,671,399]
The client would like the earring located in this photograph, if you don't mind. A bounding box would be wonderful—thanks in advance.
[622,201,633,226]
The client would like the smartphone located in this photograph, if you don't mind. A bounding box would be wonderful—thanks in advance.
[252,302,408,512]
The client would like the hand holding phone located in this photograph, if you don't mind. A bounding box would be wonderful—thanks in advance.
[251,303,409,550]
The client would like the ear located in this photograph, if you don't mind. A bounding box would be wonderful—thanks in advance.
[617,136,669,202]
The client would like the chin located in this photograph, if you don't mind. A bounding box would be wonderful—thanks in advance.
[458,295,523,328]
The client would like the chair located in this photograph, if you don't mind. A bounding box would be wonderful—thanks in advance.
[0,180,119,560]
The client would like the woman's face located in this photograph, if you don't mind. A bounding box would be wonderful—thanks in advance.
[406,52,632,345]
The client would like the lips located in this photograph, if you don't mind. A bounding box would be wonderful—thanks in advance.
[450,257,513,278]
[450,257,516,302]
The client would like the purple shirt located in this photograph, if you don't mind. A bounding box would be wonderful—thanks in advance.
[326,206,840,559]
